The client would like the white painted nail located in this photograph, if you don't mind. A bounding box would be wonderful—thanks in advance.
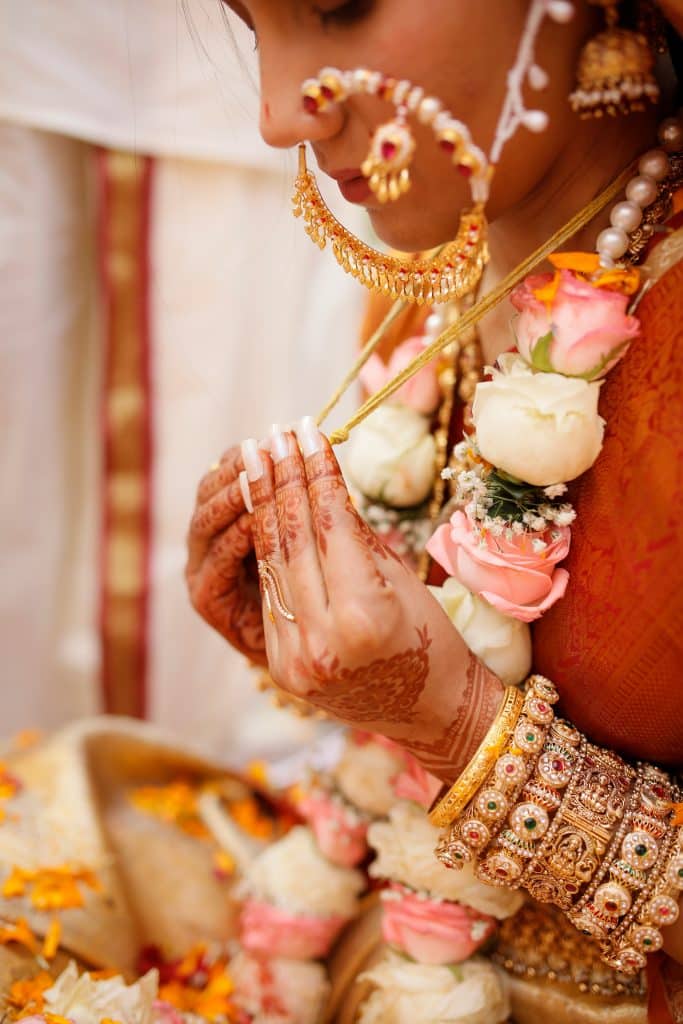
[239,470,254,514]
[241,438,264,481]
[296,415,323,457]
[270,424,290,463]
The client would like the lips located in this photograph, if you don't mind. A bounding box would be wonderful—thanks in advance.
[337,176,372,203]
[327,168,372,204]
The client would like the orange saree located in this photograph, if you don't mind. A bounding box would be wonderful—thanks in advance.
[534,243,683,769]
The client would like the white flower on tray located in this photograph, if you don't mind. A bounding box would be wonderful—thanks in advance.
[230,951,330,1024]
[244,825,365,919]
[368,802,522,919]
[334,734,406,817]
[43,961,158,1024]
[356,952,510,1024]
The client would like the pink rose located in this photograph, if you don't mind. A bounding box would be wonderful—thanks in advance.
[381,885,495,965]
[391,753,442,810]
[427,510,570,622]
[360,335,441,414]
[296,790,369,867]
[240,899,346,960]
[511,269,639,380]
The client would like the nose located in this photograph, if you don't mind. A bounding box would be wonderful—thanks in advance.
[257,49,344,150]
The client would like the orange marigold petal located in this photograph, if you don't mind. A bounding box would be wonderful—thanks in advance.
[245,760,269,787]
[591,265,641,295]
[3,867,28,899]
[8,970,53,1010]
[548,251,601,273]
[0,917,39,954]
[42,918,61,960]
[531,269,561,311]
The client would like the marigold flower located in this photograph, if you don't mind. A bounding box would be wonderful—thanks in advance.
[7,969,54,1014]
[129,781,209,838]
[0,917,39,954]
[42,918,61,960]
[2,864,102,910]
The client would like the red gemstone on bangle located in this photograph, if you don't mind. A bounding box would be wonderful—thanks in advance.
[303,95,319,114]
[320,85,335,101]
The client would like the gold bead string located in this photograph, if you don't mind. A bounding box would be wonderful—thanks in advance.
[323,159,638,446]
[315,295,408,426]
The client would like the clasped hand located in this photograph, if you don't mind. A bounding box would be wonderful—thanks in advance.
[186,417,501,779]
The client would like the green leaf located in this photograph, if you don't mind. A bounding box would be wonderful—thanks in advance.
[530,330,555,373]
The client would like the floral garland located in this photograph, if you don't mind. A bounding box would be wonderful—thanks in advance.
[348,250,641,687]
[426,251,639,663]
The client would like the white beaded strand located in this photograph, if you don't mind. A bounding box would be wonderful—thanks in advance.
[595,112,682,268]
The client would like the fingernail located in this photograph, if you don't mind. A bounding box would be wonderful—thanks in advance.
[296,415,323,457]
[239,470,254,513]
[270,423,290,463]
[241,438,264,482]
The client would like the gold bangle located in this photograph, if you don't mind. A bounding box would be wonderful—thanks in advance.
[428,686,524,828]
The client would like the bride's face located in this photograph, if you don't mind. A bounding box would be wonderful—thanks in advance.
[225,0,590,250]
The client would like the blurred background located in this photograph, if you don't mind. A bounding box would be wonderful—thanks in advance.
[0,0,365,762]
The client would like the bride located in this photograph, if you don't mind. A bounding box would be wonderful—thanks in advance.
[184,0,683,1017]
[0,2,680,1023]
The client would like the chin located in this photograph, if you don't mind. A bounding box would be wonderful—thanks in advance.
[367,203,461,254]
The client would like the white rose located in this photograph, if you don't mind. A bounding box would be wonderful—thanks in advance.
[231,952,330,1024]
[357,953,509,1024]
[45,963,157,1024]
[346,404,437,507]
[246,825,364,917]
[334,736,405,816]
[473,353,604,486]
[430,578,532,685]
[368,802,522,919]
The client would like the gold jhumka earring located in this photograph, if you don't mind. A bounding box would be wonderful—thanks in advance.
[294,67,492,305]
[570,0,660,117]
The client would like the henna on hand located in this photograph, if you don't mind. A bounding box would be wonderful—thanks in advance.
[305,445,403,567]
[196,446,243,505]
[186,511,266,660]
[249,457,281,561]
[186,448,267,660]
[405,652,503,782]
[300,625,431,723]
[189,477,246,542]
[274,453,311,564]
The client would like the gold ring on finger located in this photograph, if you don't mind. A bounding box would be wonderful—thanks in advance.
[257,559,297,623]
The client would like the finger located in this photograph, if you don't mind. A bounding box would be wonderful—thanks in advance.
[189,476,247,543]
[271,427,328,618]
[187,511,266,661]
[196,446,243,505]
[242,439,293,661]
[297,417,395,616]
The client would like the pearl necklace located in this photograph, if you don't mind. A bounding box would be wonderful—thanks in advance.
[596,111,683,266]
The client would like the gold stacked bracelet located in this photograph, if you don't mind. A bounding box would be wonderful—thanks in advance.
[428,684,525,829]
[433,674,683,975]
[435,675,560,869]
